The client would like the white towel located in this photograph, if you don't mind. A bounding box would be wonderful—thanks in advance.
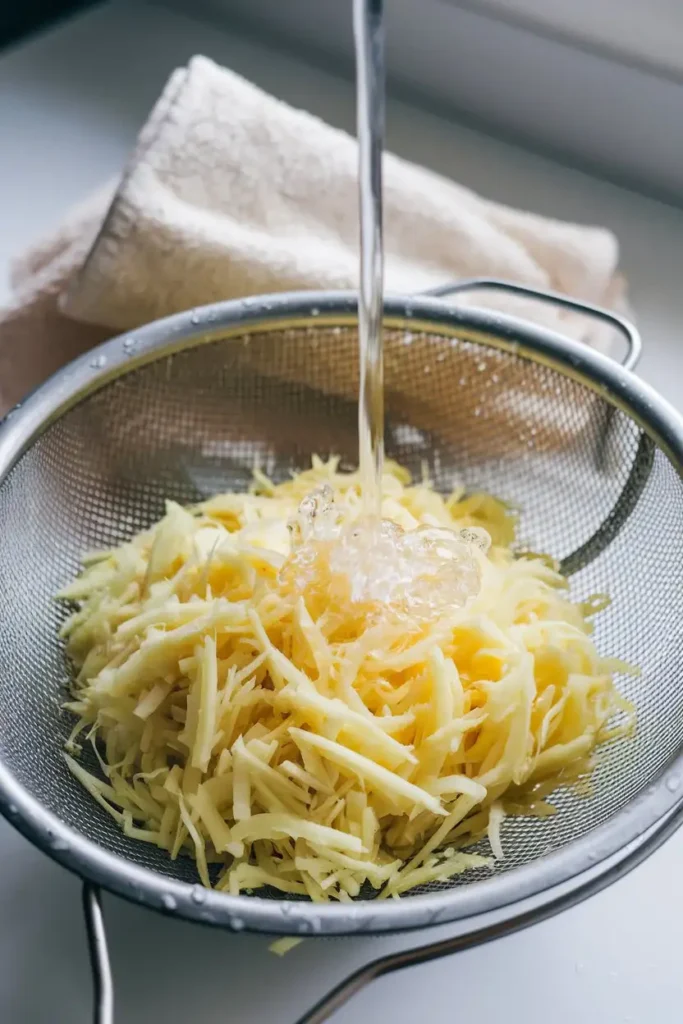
[0,55,628,415]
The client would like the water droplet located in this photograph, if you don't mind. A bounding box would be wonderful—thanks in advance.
[310,307,320,317]
[666,775,680,793]
[191,885,207,904]
[50,837,69,852]
[281,903,293,917]
[230,916,245,931]
[7,804,17,815]
[122,336,137,353]
[190,312,201,325]
[90,355,106,369]
[162,894,177,911]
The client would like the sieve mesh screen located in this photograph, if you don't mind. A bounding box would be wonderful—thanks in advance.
[0,322,680,898]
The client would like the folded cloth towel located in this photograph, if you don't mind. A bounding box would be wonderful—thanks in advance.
[0,54,628,416]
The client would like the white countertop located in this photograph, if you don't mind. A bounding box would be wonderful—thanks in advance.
[2,3,683,1022]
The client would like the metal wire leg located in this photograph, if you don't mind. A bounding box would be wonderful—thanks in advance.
[82,883,114,1024]
[559,432,655,576]
[294,801,683,1024]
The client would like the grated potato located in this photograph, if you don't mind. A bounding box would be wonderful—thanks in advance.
[57,457,635,901]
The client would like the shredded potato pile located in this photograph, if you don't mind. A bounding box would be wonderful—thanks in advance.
[58,458,635,901]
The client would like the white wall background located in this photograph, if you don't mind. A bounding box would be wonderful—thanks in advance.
[160,0,683,203]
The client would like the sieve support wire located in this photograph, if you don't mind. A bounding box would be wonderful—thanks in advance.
[294,800,683,1024]
[82,883,114,1024]
[558,431,655,576]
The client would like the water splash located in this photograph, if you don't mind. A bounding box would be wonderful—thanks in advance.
[284,485,487,621]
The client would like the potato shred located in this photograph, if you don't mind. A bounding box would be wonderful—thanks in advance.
[58,458,635,902]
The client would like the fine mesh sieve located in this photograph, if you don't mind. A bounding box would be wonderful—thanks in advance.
[1,282,682,1024]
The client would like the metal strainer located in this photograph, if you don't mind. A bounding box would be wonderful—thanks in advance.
[1,279,682,1024]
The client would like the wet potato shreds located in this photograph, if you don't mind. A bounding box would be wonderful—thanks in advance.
[58,458,635,901]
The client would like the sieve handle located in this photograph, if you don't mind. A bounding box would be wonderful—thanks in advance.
[295,800,683,1024]
[423,278,642,372]
[82,883,114,1024]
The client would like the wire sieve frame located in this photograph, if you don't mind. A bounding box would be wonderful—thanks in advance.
[0,285,682,1024]
[0,287,681,936]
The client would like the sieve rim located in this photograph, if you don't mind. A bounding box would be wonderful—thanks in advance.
[1,289,683,937]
